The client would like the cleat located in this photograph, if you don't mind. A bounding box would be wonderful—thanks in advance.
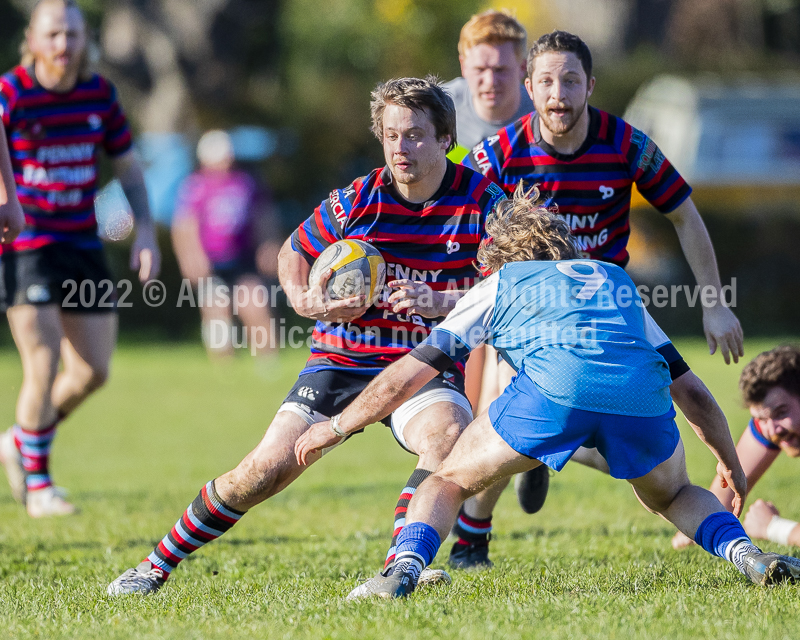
[26,485,77,518]
[417,567,451,589]
[448,541,493,570]
[346,567,449,600]
[514,464,550,515]
[107,561,167,595]
[742,551,800,587]
[347,570,415,600]
[0,427,26,504]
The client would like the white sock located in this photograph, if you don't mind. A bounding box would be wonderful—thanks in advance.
[724,538,761,576]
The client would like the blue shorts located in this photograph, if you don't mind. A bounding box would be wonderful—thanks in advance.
[488,371,680,479]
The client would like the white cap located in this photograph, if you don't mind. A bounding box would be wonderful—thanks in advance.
[197,129,234,167]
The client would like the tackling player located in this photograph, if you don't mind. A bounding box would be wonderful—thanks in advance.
[673,346,800,550]
[463,29,743,519]
[295,189,800,596]
[0,0,160,517]
[107,76,507,595]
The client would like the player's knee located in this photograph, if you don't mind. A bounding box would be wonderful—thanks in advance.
[86,364,110,391]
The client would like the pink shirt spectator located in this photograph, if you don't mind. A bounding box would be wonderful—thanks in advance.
[174,169,269,266]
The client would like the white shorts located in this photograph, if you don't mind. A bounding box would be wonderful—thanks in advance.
[279,386,473,455]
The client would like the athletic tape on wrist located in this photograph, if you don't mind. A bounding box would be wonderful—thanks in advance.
[766,515,798,546]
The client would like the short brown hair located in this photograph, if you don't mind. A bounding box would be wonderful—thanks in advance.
[477,183,579,273]
[527,30,593,80]
[740,345,800,405]
[370,76,457,152]
[458,10,527,60]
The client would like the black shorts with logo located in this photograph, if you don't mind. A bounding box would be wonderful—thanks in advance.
[282,365,467,427]
[0,243,117,313]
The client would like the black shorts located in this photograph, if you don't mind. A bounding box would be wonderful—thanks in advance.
[0,244,116,313]
[282,366,470,453]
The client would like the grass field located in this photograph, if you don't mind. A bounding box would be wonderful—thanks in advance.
[1,338,799,639]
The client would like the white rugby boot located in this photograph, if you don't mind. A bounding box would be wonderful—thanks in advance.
[346,567,451,600]
[107,561,167,595]
[26,485,77,518]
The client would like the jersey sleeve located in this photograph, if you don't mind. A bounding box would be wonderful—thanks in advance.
[290,181,357,264]
[626,125,691,214]
[0,73,18,127]
[463,135,504,186]
[641,306,690,380]
[102,80,133,158]
[410,273,499,371]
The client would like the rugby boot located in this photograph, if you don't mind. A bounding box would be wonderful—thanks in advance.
[448,541,493,570]
[0,427,26,504]
[107,561,167,595]
[346,568,451,600]
[26,485,77,518]
[741,550,800,587]
[347,569,417,600]
[514,464,550,514]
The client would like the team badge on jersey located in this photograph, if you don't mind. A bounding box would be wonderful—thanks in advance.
[88,113,102,130]
[26,284,51,303]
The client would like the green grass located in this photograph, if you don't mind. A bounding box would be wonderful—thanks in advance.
[1,339,799,639]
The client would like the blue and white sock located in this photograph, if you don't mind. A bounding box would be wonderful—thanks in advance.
[695,511,760,576]
[392,522,442,587]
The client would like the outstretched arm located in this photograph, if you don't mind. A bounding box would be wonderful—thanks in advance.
[294,355,439,464]
[0,133,23,243]
[669,371,746,515]
[665,198,743,364]
[112,151,161,281]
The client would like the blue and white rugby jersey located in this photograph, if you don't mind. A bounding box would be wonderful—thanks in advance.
[411,260,676,417]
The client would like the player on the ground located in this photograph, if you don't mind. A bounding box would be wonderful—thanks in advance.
[0,0,160,517]
[464,29,744,517]
[172,129,281,359]
[0,132,24,243]
[443,7,543,570]
[107,76,508,596]
[295,189,800,597]
[673,346,800,550]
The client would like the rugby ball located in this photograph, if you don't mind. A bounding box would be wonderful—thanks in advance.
[308,239,386,305]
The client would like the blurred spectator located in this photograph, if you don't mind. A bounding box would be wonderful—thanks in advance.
[172,130,280,358]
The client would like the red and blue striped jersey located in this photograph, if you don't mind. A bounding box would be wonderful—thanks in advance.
[0,66,132,253]
[291,161,506,374]
[464,107,692,266]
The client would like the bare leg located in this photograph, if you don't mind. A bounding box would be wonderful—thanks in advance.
[52,312,117,417]
[215,410,324,510]
[407,412,539,541]
[7,304,63,428]
[234,275,276,359]
[628,439,728,539]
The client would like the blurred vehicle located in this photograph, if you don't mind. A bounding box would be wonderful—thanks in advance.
[624,75,800,214]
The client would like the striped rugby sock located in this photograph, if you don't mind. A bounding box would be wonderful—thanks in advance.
[383,468,432,573]
[146,480,244,577]
[13,422,58,491]
[452,505,492,548]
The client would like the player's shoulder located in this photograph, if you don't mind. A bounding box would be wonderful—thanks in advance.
[0,65,32,100]
[449,162,506,207]
[442,76,467,100]
[591,107,638,148]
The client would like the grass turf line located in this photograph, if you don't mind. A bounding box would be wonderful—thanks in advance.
[0,339,799,639]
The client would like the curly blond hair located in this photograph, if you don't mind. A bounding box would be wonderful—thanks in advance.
[477,183,579,273]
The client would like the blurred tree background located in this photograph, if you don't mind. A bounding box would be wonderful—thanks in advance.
[1,0,799,338]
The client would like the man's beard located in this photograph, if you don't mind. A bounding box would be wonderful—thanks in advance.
[537,94,589,136]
